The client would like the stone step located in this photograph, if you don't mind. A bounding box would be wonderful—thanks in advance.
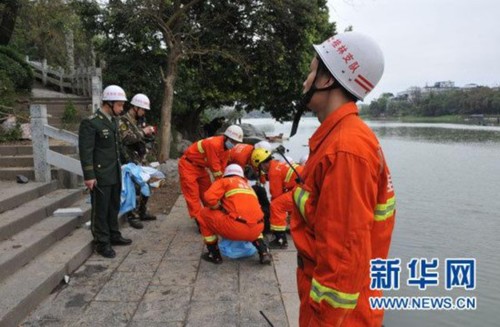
[0,155,34,167]
[0,167,59,181]
[0,196,90,283]
[0,188,83,241]
[0,145,77,156]
[0,223,93,327]
[0,181,58,214]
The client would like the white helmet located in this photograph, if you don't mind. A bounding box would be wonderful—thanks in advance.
[102,85,127,101]
[254,140,272,151]
[224,125,244,143]
[299,154,309,165]
[130,93,150,110]
[224,164,244,177]
[313,32,384,100]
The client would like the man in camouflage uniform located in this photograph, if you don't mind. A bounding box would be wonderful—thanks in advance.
[119,93,157,229]
[78,85,132,258]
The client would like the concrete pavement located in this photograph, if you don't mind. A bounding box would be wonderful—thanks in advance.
[21,196,299,327]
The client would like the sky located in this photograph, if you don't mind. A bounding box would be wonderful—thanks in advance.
[326,0,500,103]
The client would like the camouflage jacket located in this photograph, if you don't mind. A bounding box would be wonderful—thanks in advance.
[119,112,146,164]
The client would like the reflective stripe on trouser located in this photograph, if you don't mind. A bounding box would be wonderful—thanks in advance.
[310,278,359,309]
[90,183,122,245]
[374,196,396,222]
[270,191,294,232]
[178,158,212,220]
[293,186,310,222]
[297,256,386,326]
[198,207,264,243]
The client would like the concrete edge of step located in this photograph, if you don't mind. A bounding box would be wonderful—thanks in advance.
[0,227,94,327]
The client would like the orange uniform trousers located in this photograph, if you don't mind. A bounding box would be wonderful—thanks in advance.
[297,255,384,327]
[198,207,264,243]
[270,191,293,232]
[178,157,212,220]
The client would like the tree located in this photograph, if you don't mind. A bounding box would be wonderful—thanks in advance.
[85,0,333,160]
[0,0,21,46]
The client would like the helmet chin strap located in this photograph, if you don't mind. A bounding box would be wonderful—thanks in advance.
[301,67,339,107]
[111,102,120,116]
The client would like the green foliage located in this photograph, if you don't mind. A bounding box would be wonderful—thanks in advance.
[61,100,79,124]
[10,0,94,68]
[75,0,333,139]
[0,46,33,91]
[0,123,22,142]
[366,87,500,117]
[0,70,16,107]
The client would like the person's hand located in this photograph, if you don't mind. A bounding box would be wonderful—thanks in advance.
[84,179,97,191]
[143,126,155,135]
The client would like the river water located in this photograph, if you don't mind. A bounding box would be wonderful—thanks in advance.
[243,117,500,327]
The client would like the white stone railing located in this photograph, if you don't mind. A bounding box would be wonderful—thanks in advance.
[31,104,83,182]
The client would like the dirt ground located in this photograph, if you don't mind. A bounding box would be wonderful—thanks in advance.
[148,179,182,216]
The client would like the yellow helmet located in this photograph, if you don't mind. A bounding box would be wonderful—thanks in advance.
[251,148,272,169]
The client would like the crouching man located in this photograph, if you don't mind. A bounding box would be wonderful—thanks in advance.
[197,164,271,265]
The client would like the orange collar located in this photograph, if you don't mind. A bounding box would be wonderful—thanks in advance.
[309,102,359,152]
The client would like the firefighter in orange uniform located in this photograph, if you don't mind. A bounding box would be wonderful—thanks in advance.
[178,125,244,221]
[198,164,271,264]
[251,148,303,249]
[290,32,395,326]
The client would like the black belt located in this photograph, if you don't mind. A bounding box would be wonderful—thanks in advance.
[183,156,204,168]
[234,217,264,224]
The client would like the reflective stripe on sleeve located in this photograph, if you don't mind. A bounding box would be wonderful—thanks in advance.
[285,164,299,183]
[310,278,359,309]
[374,196,396,222]
[293,186,310,222]
[224,188,256,198]
[197,140,205,154]
[212,171,223,177]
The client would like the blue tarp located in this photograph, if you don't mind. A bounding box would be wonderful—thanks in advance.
[120,163,151,215]
[219,238,257,259]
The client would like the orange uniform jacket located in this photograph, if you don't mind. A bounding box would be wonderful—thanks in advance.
[268,160,304,200]
[204,176,264,223]
[183,135,228,178]
[228,143,254,168]
[291,102,395,326]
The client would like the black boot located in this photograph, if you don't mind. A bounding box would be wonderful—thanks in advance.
[201,243,223,264]
[252,239,272,265]
[128,213,144,229]
[268,231,288,249]
[95,243,116,258]
[138,196,157,221]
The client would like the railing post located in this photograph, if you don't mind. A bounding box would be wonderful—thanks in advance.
[92,68,102,113]
[30,104,51,182]
[58,67,65,92]
[42,59,47,85]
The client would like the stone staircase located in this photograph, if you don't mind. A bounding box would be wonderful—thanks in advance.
[0,144,77,182]
[0,180,93,327]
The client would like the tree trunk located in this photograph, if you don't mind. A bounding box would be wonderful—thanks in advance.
[0,0,20,46]
[158,54,179,162]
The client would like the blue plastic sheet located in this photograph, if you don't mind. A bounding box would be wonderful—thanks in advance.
[219,238,257,259]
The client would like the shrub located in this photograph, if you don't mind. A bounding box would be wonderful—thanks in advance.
[62,100,78,124]
[0,46,33,91]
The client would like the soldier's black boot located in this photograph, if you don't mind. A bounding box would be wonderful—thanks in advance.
[128,212,144,229]
[95,243,116,258]
[268,231,288,249]
[138,196,157,221]
[252,238,272,265]
[201,243,223,264]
